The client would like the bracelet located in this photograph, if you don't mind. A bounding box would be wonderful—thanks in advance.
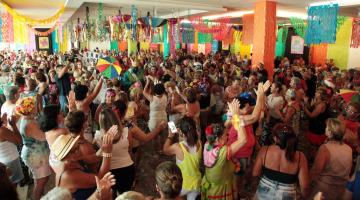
[102,153,112,158]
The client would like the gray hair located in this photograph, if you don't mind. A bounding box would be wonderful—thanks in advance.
[3,86,18,101]
[41,187,72,200]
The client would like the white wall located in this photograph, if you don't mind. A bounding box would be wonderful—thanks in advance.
[348,48,360,69]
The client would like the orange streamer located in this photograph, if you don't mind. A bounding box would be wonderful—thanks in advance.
[310,44,328,66]
[242,14,254,45]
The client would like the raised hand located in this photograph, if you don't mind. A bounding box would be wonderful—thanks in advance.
[95,172,116,200]
[101,134,114,154]
[262,80,271,93]
[67,90,76,112]
[254,82,265,97]
[227,99,241,116]
[106,125,118,138]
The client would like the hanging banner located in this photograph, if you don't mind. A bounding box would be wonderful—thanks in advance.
[291,36,305,54]
[212,40,218,54]
[128,39,137,56]
[350,18,360,48]
[198,44,205,54]
[306,4,339,44]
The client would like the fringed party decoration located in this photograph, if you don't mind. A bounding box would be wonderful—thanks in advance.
[0,1,64,25]
[350,18,360,48]
[97,3,107,41]
[163,23,170,59]
[2,12,14,43]
[140,41,150,51]
[193,30,198,52]
[28,23,58,36]
[198,32,212,44]
[131,5,138,40]
[85,7,91,40]
[242,14,254,44]
[168,18,178,55]
[110,40,119,52]
[327,18,352,69]
[60,28,68,53]
[190,17,230,34]
[275,27,289,57]
[26,30,36,53]
[119,41,128,52]
[337,16,347,32]
[306,4,338,44]
[198,44,205,54]
[152,27,163,43]
[212,40,218,54]
[181,23,194,44]
[310,44,328,66]
[0,14,2,43]
[128,39,137,56]
[52,31,59,53]
[290,17,306,38]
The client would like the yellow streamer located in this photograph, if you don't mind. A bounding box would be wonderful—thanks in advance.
[327,18,353,70]
[140,42,150,51]
[233,31,251,58]
[60,28,68,53]
[0,1,64,25]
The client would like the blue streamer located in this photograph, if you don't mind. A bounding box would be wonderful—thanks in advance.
[212,40,218,53]
[306,4,338,44]
[131,5,138,40]
[52,32,59,53]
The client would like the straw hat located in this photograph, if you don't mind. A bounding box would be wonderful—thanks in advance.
[51,134,80,161]
[115,191,145,200]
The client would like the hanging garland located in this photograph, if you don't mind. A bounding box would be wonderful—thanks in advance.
[306,4,339,44]
[350,18,360,48]
[86,7,91,40]
[290,17,306,38]
[27,23,58,36]
[131,5,138,40]
[336,16,347,32]
[190,17,230,34]
[97,3,107,41]
[0,1,64,25]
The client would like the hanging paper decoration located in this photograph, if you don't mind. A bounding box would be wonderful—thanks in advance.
[310,44,328,66]
[242,14,254,44]
[163,23,170,59]
[28,23,58,36]
[1,12,13,43]
[193,30,198,52]
[190,17,230,35]
[168,18,178,55]
[198,32,212,44]
[275,27,289,57]
[212,24,231,41]
[290,17,306,38]
[140,41,150,51]
[0,1,64,25]
[131,5,138,40]
[350,18,360,48]
[306,4,338,44]
[212,40,218,53]
[152,27,163,43]
[337,16,347,32]
[52,31,59,53]
[110,40,119,52]
[26,30,36,53]
[97,3,107,41]
[198,44,205,54]
[181,23,194,44]
[119,41,128,52]
[327,18,352,69]
[128,39,137,56]
[0,14,2,42]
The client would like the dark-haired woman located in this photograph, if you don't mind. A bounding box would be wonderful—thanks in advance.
[252,124,310,199]
[163,116,202,200]
[171,87,201,125]
[143,76,168,132]
[73,78,103,142]
[201,99,248,200]
[310,118,352,200]
[39,105,67,147]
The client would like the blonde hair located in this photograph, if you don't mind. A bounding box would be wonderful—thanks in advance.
[326,118,345,142]
[155,162,182,199]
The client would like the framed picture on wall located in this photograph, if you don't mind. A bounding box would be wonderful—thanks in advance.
[38,37,49,49]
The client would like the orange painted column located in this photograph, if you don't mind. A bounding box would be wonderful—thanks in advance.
[252,1,277,80]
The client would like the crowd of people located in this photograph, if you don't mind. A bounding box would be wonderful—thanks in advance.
[0,48,359,200]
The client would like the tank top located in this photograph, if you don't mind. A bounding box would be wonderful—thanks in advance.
[318,142,352,186]
[149,95,167,119]
[110,127,134,169]
[0,141,19,163]
[177,141,202,191]
[262,146,300,184]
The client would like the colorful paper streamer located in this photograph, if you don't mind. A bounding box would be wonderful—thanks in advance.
[306,4,339,44]
[327,18,352,70]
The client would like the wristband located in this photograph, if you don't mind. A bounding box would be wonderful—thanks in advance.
[232,114,245,127]
[102,153,112,158]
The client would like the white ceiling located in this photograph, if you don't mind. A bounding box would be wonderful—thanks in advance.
[1,0,360,26]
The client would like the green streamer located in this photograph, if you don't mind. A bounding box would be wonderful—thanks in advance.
[198,32,212,44]
[275,27,289,57]
[336,16,347,32]
[163,24,169,59]
[290,17,306,38]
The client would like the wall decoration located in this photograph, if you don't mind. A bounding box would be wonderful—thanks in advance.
[38,37,49,49]
[242,14,254,44]
[291,36,305,54]
[0,1,64,25]
[275,27,289,57]
[306,4,338,44]
[327,18,353,69]
[350,18,360,48]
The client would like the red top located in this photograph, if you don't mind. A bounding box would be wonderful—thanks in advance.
[344,119,359,150]
[227,124,255,159]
